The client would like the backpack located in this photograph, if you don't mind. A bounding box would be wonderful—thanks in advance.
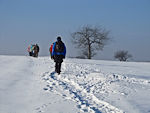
[55,41,64,53]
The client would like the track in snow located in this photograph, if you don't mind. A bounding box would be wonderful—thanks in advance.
[41,60,150,113]
[42,63,125,113]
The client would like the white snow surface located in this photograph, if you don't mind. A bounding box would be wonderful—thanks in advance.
[0,55,150,113]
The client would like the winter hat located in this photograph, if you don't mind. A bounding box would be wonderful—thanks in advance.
[57,36,61,41]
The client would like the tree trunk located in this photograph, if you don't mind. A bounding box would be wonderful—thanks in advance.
[88,44,91,59]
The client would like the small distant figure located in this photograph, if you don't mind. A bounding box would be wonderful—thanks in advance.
[27,45,32,56]
[27,44,34,56]
[27,44,40,57]
[33,44,40,57]
[49,43,54,59]
[51,36,66,74]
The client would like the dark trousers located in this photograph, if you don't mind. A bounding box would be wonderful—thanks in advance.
[54,55,63,74]
[33,53,38,57]
[29,52,32,56]
[55,62,62,74]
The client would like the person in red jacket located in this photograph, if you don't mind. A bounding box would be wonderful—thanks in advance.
[49,43,54,59]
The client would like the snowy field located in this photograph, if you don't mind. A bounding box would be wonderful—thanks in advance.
[0,55,150,113]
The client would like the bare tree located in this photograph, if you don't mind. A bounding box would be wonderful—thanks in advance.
[71,25,110,59]
[114,50,132,61]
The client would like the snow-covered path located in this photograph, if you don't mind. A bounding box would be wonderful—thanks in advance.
[0,56,80,113]
[0,56,150,113]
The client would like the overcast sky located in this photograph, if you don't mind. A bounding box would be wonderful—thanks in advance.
[0,0,150,61]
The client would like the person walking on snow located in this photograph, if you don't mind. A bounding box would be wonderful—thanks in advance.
[49,43,54,59]
[27,44,34,56]
[51,36,66,74]
[27,45,32,56]
[33,44,39,57]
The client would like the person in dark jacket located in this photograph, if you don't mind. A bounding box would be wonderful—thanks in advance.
[51,36,66,74]
[33,44,40,57]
